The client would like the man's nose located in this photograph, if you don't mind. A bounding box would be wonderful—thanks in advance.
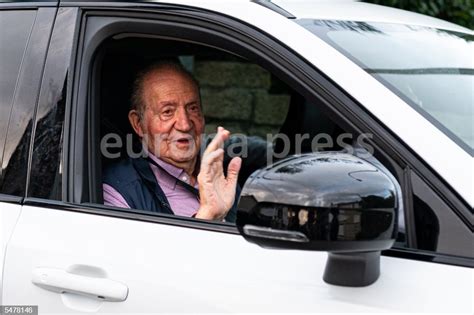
[174,107,192,132]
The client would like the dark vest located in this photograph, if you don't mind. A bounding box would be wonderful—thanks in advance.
[103,157,238,222]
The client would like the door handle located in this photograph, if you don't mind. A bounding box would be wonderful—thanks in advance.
[32,267,128,302]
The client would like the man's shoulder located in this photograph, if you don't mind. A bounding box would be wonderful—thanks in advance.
[103,157,141,186]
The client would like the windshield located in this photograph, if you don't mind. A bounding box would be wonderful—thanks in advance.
[298,20,474,154]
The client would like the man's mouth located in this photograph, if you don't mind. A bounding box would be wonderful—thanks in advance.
[171,136,194,146]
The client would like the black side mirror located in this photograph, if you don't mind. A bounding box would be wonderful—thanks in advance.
[236,152,399,287]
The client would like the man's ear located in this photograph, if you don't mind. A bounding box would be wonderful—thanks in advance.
[129,110,144,137]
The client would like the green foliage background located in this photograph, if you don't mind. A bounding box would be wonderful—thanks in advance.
[364,0,474,29]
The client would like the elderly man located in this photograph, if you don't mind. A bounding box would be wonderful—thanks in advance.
[103,61,242,221]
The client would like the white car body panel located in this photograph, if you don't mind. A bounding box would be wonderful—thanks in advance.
[2,206,472,313]
[157,0,473,206]
[0,202,22,305]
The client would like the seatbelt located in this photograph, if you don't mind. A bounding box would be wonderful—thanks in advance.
[145,157,200,200]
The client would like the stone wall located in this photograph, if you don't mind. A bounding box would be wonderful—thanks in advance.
[192,60,291,138]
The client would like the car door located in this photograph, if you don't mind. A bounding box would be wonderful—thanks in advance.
[2,2,472,313]
[0,2,56,303]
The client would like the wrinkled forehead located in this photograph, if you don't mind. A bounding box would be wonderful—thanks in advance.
[146,68,198,92]
[143,68,200,105]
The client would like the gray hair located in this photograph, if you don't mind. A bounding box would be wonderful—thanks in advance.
[130,60,201,118]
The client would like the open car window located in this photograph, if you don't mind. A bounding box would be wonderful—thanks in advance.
[97,36,351,201]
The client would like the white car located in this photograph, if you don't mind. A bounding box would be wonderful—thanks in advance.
[0,0,472,313]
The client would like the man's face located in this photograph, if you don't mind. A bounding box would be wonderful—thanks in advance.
[132,68,204,169]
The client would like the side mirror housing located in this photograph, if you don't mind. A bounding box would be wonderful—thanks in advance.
[236,152,399,287]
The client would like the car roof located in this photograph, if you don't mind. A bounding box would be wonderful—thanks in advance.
[4,0,472,34]
[42,0,471,34]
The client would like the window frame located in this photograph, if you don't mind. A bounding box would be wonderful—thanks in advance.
[70,9,366,219]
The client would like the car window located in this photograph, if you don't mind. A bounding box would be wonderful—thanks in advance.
[98,38,293,207]
[99,46,292,164]
[95,35,365,221]
[0,10,36,195]
[298,20,474,155]
[26,8,78,201]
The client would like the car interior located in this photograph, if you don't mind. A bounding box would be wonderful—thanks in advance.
[96,36,348,193]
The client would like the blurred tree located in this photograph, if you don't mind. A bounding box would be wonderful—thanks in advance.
[364,0,474,29]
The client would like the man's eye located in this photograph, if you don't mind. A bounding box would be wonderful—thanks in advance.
[188,105,200,113]
[162,109,173,116]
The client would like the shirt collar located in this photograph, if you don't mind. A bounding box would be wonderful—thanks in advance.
[147,151,186,179]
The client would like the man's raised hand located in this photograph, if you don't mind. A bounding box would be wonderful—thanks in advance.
[195,127,242,221]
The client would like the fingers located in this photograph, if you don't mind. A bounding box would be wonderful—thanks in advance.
[196,129,241,222]
[226,156,242,186]
[200,148,224,175]
[204,126,230,155]
[202,148,224,164]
